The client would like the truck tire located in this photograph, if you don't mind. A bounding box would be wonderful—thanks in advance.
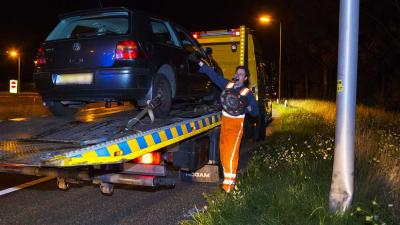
[99,182,114,196]
[243,117,255,140]
[243,101,266,141]
[254,101,267,141]
[153,74,172,118]
[56,177,70,191]
[45,101,78,117]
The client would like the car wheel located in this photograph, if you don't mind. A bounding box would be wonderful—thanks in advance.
[152,74,172,118]
[45,101,78,117]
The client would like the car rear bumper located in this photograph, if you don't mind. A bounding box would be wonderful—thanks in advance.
[34,67,152,102]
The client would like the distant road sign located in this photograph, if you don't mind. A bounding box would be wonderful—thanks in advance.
[10,80,18,94]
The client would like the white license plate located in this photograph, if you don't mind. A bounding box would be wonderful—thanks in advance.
[55,73,93,85]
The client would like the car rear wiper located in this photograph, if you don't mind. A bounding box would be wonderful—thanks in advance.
[72,32,98,38]
[73,30,118,38]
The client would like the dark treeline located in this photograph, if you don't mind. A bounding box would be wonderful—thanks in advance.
[278,0,400,111]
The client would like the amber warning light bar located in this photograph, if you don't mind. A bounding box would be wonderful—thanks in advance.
[192,29,241,39]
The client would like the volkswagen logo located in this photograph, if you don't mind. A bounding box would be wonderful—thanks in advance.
[72,43,81,51]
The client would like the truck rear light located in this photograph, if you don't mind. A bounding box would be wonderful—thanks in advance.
[115,40,139,60]
[232,30,240,36]
[192,32,200,39]
[134,152,161,165]
[35,47,47,66]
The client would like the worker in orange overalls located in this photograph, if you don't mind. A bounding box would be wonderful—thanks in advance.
[189,54,259,192]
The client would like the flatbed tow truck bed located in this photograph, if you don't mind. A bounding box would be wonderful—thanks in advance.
[0,102,222,194]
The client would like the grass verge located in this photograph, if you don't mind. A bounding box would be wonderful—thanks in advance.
[181,100,399,225]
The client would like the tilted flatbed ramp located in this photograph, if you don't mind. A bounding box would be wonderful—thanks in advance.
[0,110,222,167]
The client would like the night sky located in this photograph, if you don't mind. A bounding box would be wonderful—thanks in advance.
[0,0,280,85]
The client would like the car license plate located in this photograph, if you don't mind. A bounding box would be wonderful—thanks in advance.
[55,73,93,85]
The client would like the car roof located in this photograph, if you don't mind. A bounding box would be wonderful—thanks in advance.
[59,7,132,19]
[59,7,170,22]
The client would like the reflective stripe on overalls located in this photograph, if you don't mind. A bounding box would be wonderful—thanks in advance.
[220,82,249,193]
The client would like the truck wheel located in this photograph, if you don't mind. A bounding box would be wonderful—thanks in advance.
[99,182,114,196]
[57,177,70,191]
[252,101,267,142]
[243,116,255,140]
[243,101,267,141]
[255,110,266,141]
[45,101,78,117]
[152,74,172,118]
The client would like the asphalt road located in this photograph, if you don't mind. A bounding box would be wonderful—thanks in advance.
[0,95,261,225]
[0,172,216,225]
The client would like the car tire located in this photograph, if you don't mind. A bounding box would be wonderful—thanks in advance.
[45,101,78,117]
[152,74,172,118]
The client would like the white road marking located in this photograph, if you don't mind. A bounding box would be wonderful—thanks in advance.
[0,176,54,196]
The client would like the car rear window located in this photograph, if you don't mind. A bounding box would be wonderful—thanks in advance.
[46,12,130,41]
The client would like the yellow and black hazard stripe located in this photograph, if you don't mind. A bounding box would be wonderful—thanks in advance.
[46,112,222,167]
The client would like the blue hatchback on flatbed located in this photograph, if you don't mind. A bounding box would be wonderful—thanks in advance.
[34,7,218,117]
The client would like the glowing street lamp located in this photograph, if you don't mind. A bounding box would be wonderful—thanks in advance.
[259,15,271,24]
[259,15,282,101]
[7,49,21,93]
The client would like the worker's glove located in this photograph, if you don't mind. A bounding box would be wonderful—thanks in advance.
[188,52,201,64]
[239,95,249,108]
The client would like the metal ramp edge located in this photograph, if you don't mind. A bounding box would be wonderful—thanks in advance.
[45,112,222,167]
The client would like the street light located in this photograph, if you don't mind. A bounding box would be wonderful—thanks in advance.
[7,49,21,93]
[259,16,271,24]
[259,15,282,101]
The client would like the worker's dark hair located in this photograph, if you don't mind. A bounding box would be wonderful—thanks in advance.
[235,66,250,77]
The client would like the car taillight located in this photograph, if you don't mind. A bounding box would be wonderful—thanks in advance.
[115,40,139,60]
[35,47,46,66]
[133,152,161,165]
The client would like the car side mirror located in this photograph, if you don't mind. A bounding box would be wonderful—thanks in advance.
[205,47,213,55]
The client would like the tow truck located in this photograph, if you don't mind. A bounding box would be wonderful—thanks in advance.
[0,25,271,196]
[193,25,272,141]
[0,99,222,195]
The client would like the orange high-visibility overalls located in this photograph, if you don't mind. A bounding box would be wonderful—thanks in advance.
[220,82,250,192]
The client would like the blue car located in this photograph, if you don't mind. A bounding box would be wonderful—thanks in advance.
[34,7,218,117]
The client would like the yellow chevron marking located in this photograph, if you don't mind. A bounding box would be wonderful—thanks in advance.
[127,139,140,153]
[199,120,204,128]
[144,134,155,146]
[159,130,168,142]
[107,144,122,156]
[82,150,97,158]
[171,127,178,137]
[181,124,188,134]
